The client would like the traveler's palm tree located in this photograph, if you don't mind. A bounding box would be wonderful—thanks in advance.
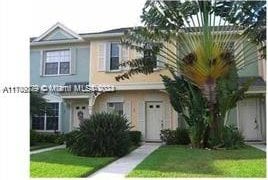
[116,0,263,122]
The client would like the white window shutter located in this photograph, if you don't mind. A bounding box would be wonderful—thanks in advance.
[235,40,244,67]
[121,46,130,70]
[105,42,111,71]
[158,43,167,69]
[134,49,143,59]
[157,52,165,69]
[123,101,131,123]
[97,43,106,71]
[70,48,77,74]
[40,50,44,76]
[137,101,145,140]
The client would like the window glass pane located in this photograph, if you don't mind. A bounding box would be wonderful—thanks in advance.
[60,62,70,74]
[45,50,70,63]
[111,43,119,57]
[45,62,58,75]
[32,116,45,130]
[46,117,59,130]
[107,102,123,115]
[46,103,59,130]
[144,48,157,69]
[47,103,59,116]
[110,43,120,70]
[110,57,119,70]
[114,103,123,115]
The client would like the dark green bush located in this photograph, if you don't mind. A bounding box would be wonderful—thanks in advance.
[65,130,83,153]
[30,131,64,146]
[176,128,191,145]
[129,131,142,146]
[30,130,38,146]
[161,128,191,145]
[222,125,244,149]
[66,112,131,157]
[160,129,177,145]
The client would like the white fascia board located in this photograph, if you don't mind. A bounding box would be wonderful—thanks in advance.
[30,39,86,46]
[112,82,165,90]
[61,95,90,99]
[81,32,124,39]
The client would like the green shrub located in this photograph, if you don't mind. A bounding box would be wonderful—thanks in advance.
[65,130,83,153]
[222,125,244,149]
[30,131,64,145]
[160,129,177,145]
[129,131,142,146]
[66,112,131,157]
[30,130,38,146]
[176,128,191,145]
[161,128,191,145]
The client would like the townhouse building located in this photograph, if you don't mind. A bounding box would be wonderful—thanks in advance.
[30,23,266,142]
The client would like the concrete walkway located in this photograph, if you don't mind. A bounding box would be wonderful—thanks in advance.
[88,143,161,179]
[30,144,66,155]
[246,142,266,152]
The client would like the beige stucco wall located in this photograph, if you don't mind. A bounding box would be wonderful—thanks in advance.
[89,38,175,85]
[93,90,178,138]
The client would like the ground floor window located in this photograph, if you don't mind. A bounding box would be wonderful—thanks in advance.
[107,102,123,115]
[32,102,59,131]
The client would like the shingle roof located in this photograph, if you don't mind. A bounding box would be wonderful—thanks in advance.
[238,77,266,87]
[30,25,243,42]
[79,27,132,36]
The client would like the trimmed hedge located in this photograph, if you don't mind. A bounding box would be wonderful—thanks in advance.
[129,131,142,146]
[66,112,131,157]
[30,130,64,146]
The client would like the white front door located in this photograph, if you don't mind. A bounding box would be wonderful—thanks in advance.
[146,102,163,141]
[239,98,262,141]
[73,103,90,128]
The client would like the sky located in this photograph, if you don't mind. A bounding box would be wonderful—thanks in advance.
[30,0,146,37]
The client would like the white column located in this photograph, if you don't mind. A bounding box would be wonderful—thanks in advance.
[88,93,101,116]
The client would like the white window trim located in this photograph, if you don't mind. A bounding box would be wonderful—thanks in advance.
[33,102,61,132]
[43,49,71,76]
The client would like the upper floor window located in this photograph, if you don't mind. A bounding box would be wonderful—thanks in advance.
[144,44,157,69]
[44,49,70,75]
[110,43,120,70]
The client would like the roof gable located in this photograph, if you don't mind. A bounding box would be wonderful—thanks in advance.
[33,22,82,42]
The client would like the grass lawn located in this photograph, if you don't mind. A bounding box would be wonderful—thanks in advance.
[30,142,59,151]
[128,145,266,178]
[30,149,115,178]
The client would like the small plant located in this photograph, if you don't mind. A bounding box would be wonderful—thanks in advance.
[176,128,191,145]
[222,125,244,149]
[160,129,177,145]
[129,131,142,146]
[65,130,83,153]
[161,128,191,145]
[66,112,131,157]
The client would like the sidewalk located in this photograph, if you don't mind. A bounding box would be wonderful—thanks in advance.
[246,142,266,152]
[88,143,161,179]
[30,144,66,155]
